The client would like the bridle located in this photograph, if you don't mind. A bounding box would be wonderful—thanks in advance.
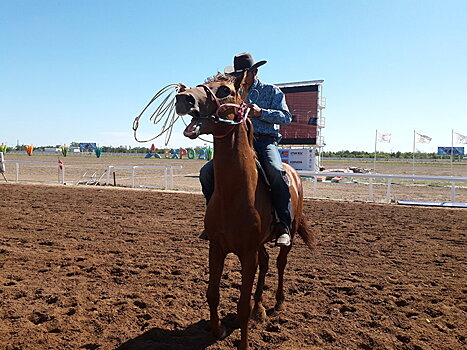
[195,84,250,139]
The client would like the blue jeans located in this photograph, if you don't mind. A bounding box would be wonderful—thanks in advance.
[199,138,292,228]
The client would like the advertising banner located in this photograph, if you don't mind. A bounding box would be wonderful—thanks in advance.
[79,143,97,152]
[437,147,464,156]
[279,148,317,171]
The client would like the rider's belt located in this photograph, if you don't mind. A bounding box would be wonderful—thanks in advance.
[254,134,277,140]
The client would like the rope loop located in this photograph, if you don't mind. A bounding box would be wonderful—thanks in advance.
[132,83,183,145]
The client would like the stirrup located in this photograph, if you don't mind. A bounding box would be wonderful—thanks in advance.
[198,230,208,240]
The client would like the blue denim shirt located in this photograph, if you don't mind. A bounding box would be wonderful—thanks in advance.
[247,79,292,137]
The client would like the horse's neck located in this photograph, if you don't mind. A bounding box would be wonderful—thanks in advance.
[213,127,257,193]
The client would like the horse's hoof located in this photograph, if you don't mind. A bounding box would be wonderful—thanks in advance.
[214,324,227,339]
[252,306,267,323]
[274,302,285,312]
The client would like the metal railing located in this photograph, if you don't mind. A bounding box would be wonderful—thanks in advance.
[105,165,182,189]
[3,159,65,184]
[298,171,467,203]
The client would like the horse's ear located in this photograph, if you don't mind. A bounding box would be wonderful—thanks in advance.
[234,71,248,100]
[178,83,188,92]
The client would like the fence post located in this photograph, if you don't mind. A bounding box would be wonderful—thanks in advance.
[106,166,114,185]
[312,176,318,198]
[368,177,374,201]
[386,178,392,203]
[169,167,174,189]
[451,182,455,202]
[61,166,65,184]
[131,166,136,188]
[0,152,4,173]
[163,168,167,189]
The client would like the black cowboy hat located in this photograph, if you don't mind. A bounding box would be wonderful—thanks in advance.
[224,52,267,76]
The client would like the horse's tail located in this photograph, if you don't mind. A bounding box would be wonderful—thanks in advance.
[297,214,317,251]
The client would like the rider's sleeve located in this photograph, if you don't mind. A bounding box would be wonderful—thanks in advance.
[257,86,292,126]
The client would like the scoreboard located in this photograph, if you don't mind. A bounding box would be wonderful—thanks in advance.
[276,80,324,146]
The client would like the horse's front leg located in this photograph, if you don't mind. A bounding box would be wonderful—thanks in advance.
[252,245,268,322]
[207,243,227,338]
[238,251,259,350]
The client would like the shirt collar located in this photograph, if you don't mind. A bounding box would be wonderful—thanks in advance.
[250,78,261,90]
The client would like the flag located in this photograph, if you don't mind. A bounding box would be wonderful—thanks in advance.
[377,132,391,143]
[58,159,63,170]
[454,131,467,144]
[416,133,432,144]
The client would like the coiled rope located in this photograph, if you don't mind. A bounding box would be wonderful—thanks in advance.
[133,83,214,145]
[132,83,183,145]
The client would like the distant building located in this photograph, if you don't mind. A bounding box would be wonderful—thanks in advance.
[44,148,61,153]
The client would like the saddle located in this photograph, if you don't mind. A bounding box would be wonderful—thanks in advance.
[255,158,291,189]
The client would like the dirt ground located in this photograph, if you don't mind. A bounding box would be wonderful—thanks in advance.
[0,183,465,349]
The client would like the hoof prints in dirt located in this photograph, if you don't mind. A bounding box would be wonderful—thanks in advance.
[0,184,466,350]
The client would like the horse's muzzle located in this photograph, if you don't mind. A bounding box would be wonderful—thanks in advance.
[175,93,196,115]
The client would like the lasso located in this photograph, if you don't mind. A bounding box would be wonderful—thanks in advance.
[133,83,212,145]
[132,83,182,145]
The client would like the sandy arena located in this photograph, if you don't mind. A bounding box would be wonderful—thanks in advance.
[0,182,465,349]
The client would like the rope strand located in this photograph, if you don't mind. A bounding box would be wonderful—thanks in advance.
[133,83,212,145]
[133,84,182,144]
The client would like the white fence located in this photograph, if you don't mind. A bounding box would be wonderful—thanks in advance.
[2,158,65,184]
[298,171,467,203]
[105,165,182,189]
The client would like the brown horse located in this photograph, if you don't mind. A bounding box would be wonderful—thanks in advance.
[175,72,315,350]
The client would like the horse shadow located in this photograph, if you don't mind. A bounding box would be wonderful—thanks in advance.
[116,314,238,350]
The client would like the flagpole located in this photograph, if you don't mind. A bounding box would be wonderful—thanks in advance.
[451,129,454,176]
[374,129,377,173]
[412,130,416,175]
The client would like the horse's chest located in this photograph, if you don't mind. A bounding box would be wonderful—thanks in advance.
[206,207,261,234]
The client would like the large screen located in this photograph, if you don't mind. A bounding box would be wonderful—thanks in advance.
[278,84,320,145]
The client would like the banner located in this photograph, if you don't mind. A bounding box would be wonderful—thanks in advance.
[377,132,391,143]
[279,148,317,171]
[416,133,432,143]
[438,147,464,156]
[454,132,467,144]
[79,143,97,152]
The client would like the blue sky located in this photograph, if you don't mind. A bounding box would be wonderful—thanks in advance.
[1,0,466,152]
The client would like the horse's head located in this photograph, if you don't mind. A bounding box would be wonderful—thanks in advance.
[175,72,248,139]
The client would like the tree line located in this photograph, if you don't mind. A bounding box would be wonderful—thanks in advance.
[4,144,461,160]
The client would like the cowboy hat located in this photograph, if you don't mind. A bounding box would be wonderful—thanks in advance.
[224,52,267,76]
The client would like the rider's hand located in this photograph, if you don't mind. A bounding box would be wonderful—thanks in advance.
[244,103,262,117]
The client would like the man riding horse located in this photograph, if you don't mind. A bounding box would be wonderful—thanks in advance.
[199,52,293,247]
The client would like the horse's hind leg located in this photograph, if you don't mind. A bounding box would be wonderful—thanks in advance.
[207,244,227,338]
[275,245,292,311]
[238,252,259,350]
[252,245,268,322]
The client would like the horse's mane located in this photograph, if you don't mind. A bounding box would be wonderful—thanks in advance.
[205,72,236,83]
[205,72,254,148]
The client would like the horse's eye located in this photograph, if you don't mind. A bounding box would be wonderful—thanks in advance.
[215,85,231,99]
